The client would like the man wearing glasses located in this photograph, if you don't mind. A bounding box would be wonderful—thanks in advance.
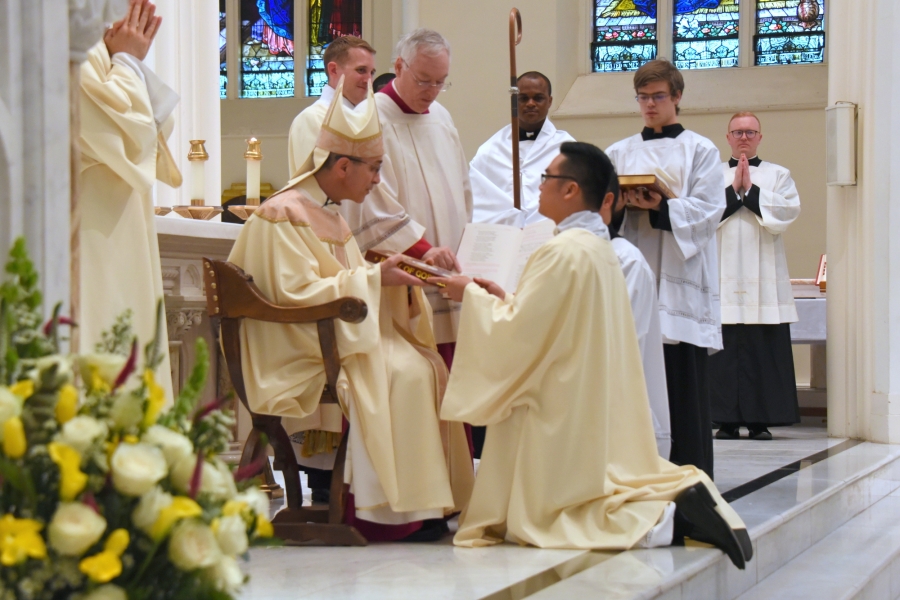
[710,112,801,441]
[606,59,726,479]
[339,28,472,363]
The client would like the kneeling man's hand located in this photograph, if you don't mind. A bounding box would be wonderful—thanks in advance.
[431,275,473,302]
[473,277,506,300]
[380,253,427,287]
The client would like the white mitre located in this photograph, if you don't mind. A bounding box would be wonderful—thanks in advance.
[282,75,383,190]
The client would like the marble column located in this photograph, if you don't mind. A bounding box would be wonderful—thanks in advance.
[147,0,222,209]
[827,0,900,442]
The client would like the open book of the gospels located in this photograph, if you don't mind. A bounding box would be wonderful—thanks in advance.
[619,175,675,204]
[366,220,556,291]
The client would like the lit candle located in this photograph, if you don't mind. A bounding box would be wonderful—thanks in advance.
[187,140,209,205]
[245,137,262,205]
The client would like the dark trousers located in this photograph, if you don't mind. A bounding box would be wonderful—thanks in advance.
[664,342,714,479]
[305,466,332,490]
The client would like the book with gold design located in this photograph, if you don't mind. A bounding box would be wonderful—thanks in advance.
[365,250,453,287]
[619,175,675,203]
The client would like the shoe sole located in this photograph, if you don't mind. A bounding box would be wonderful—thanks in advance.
[675,483,747,570]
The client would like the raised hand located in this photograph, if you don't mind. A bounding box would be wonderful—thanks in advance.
[104,0,162,61]
[473,277,506,300]
[741,155,753,192]
[380,253,427,287]
[422,246,461,272]
[431,275,473,302]
[732,159,744,194]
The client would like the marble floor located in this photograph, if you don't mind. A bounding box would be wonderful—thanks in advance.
[240,426,875,599]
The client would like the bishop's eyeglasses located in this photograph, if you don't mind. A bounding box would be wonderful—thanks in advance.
[729,130,760,139]
[401,59,452,92]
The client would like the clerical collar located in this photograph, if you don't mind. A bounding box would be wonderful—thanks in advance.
[519,121,544,141]
[378,80,429,115]
[555,210,610,240]
[729,156,762,167]
[297,175,331,208]
[640,123,685,141]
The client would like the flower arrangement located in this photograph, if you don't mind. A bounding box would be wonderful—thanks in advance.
[0,239,276,600]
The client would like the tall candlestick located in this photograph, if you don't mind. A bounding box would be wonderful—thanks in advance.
[187,140,209,203]
[245,138,262,205]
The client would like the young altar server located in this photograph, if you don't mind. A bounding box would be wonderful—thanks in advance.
[338,28,472,353]
[287,36,376,178]
[228,78,474,542]
[601,177,672,458]
[711,112,801,440]
[434,143,751,569]
[469,71,574,226]
[606,59,726,478]
[79,0,180,399]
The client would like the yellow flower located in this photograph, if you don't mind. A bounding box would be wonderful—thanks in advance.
[55,384,79,424]
[221,500,248,518]
[255,514,273,538]
[89,367,111,395]
[79,529,130,583]
[9,380,34,400]
[0,514,47,566]
[48,442,88,501]
[3,417,26,459]
[150,497,202,541]
[142,370,166,428]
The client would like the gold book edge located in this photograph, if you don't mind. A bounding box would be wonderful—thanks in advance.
[364,251,452,287]
[618,174,675,202]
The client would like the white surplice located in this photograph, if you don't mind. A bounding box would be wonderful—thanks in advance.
[718,160,800,325]
[470,120,574,227]
[338,93,473,344]
[606,130,726,350]
[287,84,362,178]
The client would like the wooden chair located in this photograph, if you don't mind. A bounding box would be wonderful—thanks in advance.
[202,258,368,546]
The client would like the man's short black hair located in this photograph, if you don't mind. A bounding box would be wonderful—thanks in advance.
[557,142,615,211]
[518,71,552,96]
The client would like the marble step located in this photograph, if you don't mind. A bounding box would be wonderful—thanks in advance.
[527,442,900,600]
[736,491,900,600]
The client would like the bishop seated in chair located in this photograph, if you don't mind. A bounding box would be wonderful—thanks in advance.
[434,143,752,569]
[226,77,474,542]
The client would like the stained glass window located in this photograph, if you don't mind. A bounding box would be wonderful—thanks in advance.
[240,0,295,98]
[592,0,657,73]
[755,0,825,65]
[673,0,739,70]
[219,0,227,99]
[307,0,363,96]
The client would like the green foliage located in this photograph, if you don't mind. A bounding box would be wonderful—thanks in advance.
[159,338,210,431]
[96,309,136,356]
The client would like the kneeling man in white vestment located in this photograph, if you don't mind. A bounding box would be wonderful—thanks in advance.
[434,143,751,569]
[228,79,474,542]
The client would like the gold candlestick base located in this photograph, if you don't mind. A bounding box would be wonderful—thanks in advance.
[154,206,172,216]
[173,199,224,220]
[227,197,262,221]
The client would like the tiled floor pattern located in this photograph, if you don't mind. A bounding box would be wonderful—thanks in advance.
[241,426,900,599]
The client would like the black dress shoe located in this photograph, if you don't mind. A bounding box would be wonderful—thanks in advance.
[311,488,330,505]
[399,519,449,543]
[748,428,772,441]
[715,427,740,440]
[674,483,748,569]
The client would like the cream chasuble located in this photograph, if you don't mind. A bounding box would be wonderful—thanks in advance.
[606,130,726,350]
[718,160,800,324]
[79,42,181,401]
[228,178,473,523]
[442,228,744,549]
[470,120,574,227]
[287,85,361,178]
[337,93,473,344]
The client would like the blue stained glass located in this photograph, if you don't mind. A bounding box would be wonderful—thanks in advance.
[592,0,657,72]
[307,0,363,96]
[219,2,227,99]
[755,0,825,65]
[673,0,739,70]
[240,0,295,98]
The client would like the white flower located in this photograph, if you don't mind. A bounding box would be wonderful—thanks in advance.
[235,487,270,517]
[171,456,236,501]
[132,486,174,535]
[109,392,144,430]
[56,416,108,454]
[32,355,74,384]
[0,387,22,441]
[81,584,127,600]
[168,520,221,571]
[76,353,127,388]
[111,442,167,496]
[215,514,249,556]
[142,425,194,467]
[48,502,107,556]
[203,555,246,594]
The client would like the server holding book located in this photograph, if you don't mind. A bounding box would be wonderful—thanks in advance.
[606,59,726,479]
[710,112,801,441]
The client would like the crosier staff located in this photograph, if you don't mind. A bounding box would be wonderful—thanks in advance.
[509,8,523,210]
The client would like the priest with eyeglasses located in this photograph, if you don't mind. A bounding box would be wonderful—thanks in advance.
[710,112,801,441]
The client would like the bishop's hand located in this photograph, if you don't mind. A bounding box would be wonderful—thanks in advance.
[380,253,427,287]
[423,246,461,272]
[104,0,162,61]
